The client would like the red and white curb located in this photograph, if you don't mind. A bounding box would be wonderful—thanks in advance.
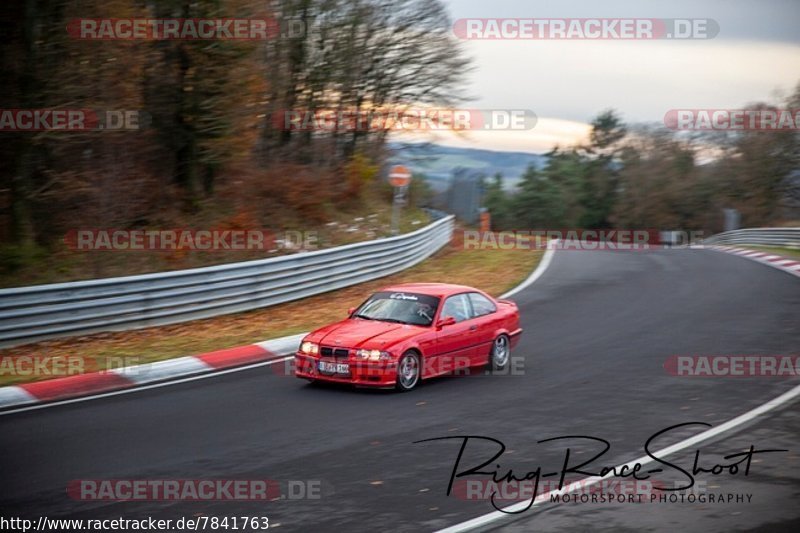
[0,333,305,410]
[705,245,800,277]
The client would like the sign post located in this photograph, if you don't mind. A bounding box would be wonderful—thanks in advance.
[389,165,412,236]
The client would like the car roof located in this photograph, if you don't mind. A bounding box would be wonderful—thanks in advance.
[378,283,481,298]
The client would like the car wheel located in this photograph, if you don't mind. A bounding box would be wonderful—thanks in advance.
[490,334,510,370]
[396,351,421,392]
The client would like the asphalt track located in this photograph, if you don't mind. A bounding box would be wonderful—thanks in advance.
[1,248,798,532]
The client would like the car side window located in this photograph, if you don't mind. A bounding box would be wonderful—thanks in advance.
[441,294,473,323]
[468,292,497,317]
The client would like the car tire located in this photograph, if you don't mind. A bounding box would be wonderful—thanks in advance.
[490,334,510,370]
[396,351,421,392]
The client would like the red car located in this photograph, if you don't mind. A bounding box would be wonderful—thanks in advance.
[294,283,522,391]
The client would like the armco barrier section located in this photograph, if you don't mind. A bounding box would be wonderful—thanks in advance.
[0,216,454,347]
[702,227,800,248]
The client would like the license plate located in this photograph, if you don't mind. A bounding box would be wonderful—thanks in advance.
[319,361,349,374]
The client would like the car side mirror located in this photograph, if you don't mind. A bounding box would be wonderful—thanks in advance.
[436,316,456,329]
[348,307,356,316]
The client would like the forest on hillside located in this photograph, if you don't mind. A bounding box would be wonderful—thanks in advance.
[1,0,798,275]
[0,0,468,258]
[484,98,800,233]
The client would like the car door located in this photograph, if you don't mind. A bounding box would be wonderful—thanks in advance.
[434,293,476,374]
[467,292,499,365]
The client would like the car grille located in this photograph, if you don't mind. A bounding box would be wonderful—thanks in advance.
[320,346,350,358]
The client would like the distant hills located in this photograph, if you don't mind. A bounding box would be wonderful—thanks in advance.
[388,143,548,191]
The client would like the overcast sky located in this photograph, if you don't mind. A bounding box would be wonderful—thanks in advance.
[405,0,800,153]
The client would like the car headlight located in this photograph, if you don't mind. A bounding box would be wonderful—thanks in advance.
[357,349,391,362]
[300,341,319,355]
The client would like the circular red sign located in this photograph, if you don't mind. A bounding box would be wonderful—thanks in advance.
[389,165,411,187]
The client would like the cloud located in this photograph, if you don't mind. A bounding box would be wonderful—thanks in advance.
[393,118,592,153]
[462,39,800,124]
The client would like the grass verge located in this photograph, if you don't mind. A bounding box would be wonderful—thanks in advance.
[0,234,542,386]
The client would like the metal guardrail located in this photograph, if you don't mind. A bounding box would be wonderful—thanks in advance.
[422,207,450,221]
[0,216,455,348]
[702,227,800,248]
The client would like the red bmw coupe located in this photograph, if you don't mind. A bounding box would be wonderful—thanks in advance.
[294,283,522,391]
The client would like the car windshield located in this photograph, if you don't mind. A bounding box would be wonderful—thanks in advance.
[353,291,440,326]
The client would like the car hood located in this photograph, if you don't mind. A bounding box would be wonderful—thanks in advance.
[310,319,426,350]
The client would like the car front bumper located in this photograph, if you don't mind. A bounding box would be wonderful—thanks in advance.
[294,353,398,387]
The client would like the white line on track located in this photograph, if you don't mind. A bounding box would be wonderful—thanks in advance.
[500,241,557,299]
